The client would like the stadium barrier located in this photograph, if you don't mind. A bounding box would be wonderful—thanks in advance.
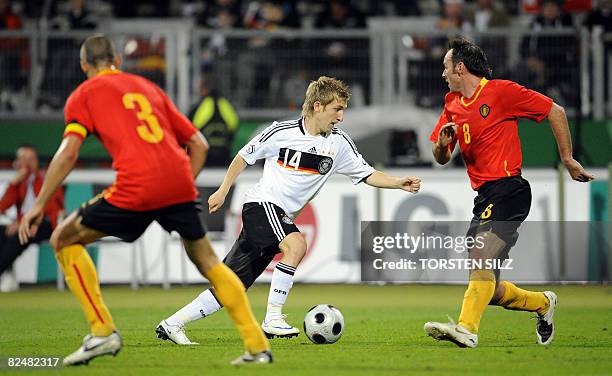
[1,22,610,119]
[1,167,608,286]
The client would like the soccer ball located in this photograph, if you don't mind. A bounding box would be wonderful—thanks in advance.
[303,304,345,344]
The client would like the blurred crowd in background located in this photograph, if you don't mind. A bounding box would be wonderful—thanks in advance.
[1,0,608,34]
[0,0,611,113]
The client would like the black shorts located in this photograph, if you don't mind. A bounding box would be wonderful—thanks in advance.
[78,197,207,242]
[467,175,531,249]
[223,202,299,288]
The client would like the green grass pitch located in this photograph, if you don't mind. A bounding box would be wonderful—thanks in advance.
[0,284,610,375]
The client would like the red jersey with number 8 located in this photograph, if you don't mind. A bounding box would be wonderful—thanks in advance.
[63,70,198,210]
[430,78,553,190]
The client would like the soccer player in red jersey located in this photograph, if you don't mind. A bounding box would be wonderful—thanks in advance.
[18,34,271,366]
[424,38,594,348]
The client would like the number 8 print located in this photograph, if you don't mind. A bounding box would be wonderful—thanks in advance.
[463,123,471,144]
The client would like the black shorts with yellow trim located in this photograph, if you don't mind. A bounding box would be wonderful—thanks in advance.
[78,196,207,242]
[222,202,300,288]
[467,175,531,249]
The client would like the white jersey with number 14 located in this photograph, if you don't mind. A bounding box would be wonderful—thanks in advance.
[238,118,375,219]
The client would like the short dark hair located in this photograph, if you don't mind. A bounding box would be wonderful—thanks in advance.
[448,38,492,79]
[81,34,117,67]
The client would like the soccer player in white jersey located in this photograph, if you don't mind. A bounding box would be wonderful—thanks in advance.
[156,76,421,343]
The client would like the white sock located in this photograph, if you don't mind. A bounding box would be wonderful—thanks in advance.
[265,263,295,322]
[166,289,222,327]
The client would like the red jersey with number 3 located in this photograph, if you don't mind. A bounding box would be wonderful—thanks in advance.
[63,70,198,210]
[430,78,553,190]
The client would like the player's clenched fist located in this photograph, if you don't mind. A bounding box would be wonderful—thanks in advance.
[399,176,421,193]
[437,122,457,148]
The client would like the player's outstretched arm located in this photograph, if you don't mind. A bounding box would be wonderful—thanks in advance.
[186,132,209,178]
[18,135,82,244]
[547,103,594,182]
[431,122,457,165]
[365,171,420,193]
[208,154,248,213]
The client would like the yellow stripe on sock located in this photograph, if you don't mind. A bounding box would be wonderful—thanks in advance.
[56,244,115,337]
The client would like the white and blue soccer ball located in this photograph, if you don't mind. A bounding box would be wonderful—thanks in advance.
[303,304,345,344]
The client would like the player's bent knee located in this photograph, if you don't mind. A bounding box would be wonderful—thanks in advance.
[50,225,70,251]
[50,212,81,251]
[289,232,307,249]
[280,232,307,259]
[52,218,104,252]
[50,225,79,251]
[50,229,61,251]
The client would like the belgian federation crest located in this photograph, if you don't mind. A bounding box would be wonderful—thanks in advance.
[479,104,491,119]
[318,157,333,175]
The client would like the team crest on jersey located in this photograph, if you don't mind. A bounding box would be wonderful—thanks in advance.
[246,144,255,154]
[479,104,491,119]
[318,157,333,175]
[282,215,293,224]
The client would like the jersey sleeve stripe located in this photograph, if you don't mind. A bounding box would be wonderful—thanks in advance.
[276,119,300,126]
[259,121,299,141]
[64,122,88,140]
[358,172,373,184]
[258,120,299,141]
[260,124,300,142]
[332,128,359,156]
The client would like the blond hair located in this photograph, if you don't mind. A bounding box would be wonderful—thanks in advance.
[301,76,350,117]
